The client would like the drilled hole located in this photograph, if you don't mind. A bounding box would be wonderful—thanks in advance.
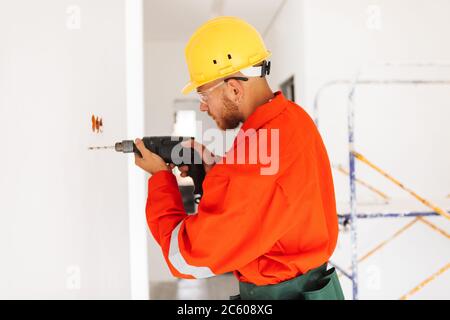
[213,60,217,64]
[228,54,232,59]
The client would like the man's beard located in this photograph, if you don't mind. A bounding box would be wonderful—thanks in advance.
[215,95,243,130]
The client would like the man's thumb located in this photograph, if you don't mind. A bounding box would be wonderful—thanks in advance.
[134,138,149,157]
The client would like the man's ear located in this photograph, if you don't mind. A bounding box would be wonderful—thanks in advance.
[225,79,244,103]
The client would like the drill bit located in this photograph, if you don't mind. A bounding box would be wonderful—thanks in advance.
[88,140,136,153]
[87,145,115,150]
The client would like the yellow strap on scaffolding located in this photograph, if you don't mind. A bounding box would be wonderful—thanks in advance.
[400,263,450,300]
[337,216,449,281]
[418,218,450,239]
[333,164,390,202]
[357,216,448,264]
[358,218,419,263]
[352,151,450,221]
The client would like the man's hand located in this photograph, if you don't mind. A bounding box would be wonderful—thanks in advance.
[134,138,170,175]
[172,139,219,178]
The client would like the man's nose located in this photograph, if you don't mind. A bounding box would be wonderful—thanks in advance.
[199,102,209,112]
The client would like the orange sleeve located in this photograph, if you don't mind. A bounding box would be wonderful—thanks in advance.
[146,163,309,279]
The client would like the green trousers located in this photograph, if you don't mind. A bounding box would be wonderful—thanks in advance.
[231,263,345,300]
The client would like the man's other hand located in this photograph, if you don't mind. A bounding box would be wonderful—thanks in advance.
[173,139,218,178]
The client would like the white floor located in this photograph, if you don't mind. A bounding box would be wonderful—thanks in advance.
[150,273,239,300]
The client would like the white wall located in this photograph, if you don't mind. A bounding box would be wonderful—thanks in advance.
[145,41,187,136]
[0,0,134,298]
[264,0,450,299]
[302,0,450,203]
[265,0,305,106]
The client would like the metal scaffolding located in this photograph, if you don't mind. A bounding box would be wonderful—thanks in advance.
[313,62,450,300]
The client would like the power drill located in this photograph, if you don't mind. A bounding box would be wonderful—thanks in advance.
[89,136,206,202]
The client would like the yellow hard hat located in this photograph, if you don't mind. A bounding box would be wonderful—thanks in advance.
[182,16,271,94]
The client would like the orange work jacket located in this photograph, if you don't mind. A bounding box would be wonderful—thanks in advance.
[146,91,339,285]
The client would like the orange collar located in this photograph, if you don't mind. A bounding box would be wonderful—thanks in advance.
[240,91,287,131]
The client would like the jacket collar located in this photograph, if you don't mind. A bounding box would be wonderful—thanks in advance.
[240,91,287,132]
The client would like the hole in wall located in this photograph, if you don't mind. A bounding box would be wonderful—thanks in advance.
[91,114,103,133]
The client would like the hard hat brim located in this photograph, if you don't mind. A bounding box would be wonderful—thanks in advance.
[182,82,196,95]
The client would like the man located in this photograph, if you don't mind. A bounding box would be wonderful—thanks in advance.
[134,16,344,300]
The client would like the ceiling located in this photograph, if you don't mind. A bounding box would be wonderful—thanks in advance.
[144,0,285,42]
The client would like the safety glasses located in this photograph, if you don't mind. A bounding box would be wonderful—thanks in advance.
[196,77,248,104]
[196,81,226,104]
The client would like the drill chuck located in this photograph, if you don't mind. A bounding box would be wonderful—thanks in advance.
[114,140,135,153]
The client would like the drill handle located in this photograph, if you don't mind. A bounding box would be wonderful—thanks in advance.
[184,147,206,202]
[187,163,206,202]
